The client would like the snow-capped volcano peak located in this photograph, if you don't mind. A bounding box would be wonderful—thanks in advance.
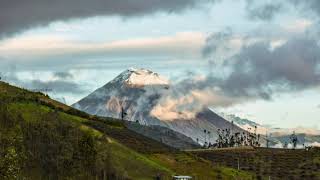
[111,68,169,87]
[73,68,247,145]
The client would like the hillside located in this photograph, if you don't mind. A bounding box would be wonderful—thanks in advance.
[125,122,200,150]
[0,81,254,179]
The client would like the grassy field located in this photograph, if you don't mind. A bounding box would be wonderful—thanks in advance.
[0,81,255,179]
[190,147,320,180]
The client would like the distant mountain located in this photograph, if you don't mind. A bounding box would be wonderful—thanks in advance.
[221,113,320,147]
[73,68,244,145]
[219,113,268,135]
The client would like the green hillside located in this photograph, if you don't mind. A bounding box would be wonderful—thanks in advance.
[0,81,254,179]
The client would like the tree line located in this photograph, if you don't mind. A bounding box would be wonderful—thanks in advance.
[200,124,261,149]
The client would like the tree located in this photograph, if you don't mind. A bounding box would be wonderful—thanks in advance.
[207,131,211,146]
[290,131,298,149]
[203,129,207,147]
[121,106,127,121]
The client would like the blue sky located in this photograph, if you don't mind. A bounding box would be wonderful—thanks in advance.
[0,0,319,129]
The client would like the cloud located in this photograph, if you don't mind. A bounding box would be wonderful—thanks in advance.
[2,0,320,39]
[0,32,205,68]
[290,0,320,17]
[150,74,246,121]
[271,127,320,136]
[27,79,85,94]
[246,1,283,21]
[0,0,211,38]
[246,0,320,22]
[53,72,73,79]
[151,25,320,120]
[202,28,234,58]
[282,19,313,33]
[1,71,86,94]
[220,37,320,98]
[309,142,320,147]
[150,94,199,121]
[201,23,320,99]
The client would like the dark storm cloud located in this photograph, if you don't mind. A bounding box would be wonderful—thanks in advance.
[220,37,320,98]
[0,0,211,38]
[201,32,320,101]
[1,0,320,38]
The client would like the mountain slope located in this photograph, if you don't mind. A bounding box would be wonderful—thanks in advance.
[125,122,200,150]
[73,68,169,123]
[73,68,245,145]
[0,81,254,179]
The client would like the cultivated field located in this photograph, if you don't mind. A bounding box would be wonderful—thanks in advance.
[189,147,320,179]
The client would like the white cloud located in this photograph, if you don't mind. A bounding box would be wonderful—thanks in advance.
[0,32,205,60]
[308,142,320,147]
[269,39,287,50]
[282,19,313,33]
[271,127,320,136]
[150,87,244,121]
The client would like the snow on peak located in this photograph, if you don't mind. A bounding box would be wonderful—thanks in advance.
[127,68,169,86]
[112,68,169,86]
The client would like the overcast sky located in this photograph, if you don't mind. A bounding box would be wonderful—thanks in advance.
[1,0,320,129]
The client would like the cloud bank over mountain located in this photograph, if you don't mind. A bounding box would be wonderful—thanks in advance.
[153,21,320,117]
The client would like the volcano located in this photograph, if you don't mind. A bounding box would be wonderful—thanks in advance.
[73,68,244,144]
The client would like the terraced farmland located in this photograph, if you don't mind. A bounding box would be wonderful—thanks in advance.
[190,147,320,179]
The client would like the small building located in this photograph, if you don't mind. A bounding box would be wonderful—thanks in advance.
[173,175,192,180]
